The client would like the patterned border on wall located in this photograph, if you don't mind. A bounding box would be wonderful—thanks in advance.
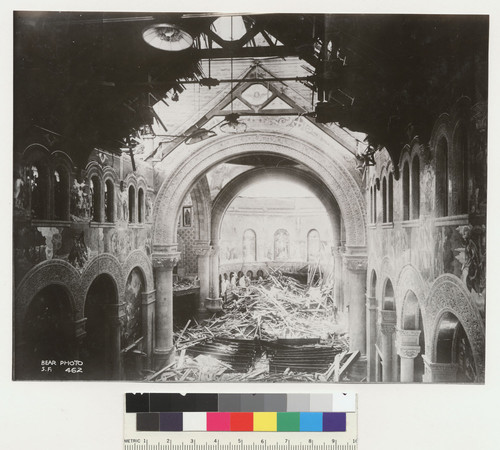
[153,132,366,250]
[15,259,81,333]
[123,249,154,291]
[15,251,155,341]
[426,274,485,379]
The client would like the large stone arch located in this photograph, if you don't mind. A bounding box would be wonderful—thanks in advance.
[123,249,154,292]
[210,166,342,244]
[190,175,212,242]
[81,253,125,308]
[375,256,395,300]
[395,264,429,332]
[152,132,366,251]
[426,274,484,379]
[15,260,81,332]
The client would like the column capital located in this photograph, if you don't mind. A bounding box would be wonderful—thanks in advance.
[396,328,421,345]
[342,247,367,272]
[380,322,397,336]
[397,345,421,360]
[396,328,421,359]
[193,242,213,257]
[422,356,458,382]
[379,309,397,325]
[379,309,397,336]
[152,252,181,269]
[153,244,178,254]
[365,295,377,310]
[343,256,368,272]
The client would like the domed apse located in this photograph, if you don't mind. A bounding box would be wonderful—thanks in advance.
[219,177,335,282]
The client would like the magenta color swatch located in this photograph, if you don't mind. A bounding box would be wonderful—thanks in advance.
[207,412,231,431]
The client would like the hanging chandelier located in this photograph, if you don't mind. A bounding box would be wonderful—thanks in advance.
[142,23,194,51]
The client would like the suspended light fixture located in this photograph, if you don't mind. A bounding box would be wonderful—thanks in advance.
[142,23,194,51]
[184,128,217,145]
[220,113,247,134]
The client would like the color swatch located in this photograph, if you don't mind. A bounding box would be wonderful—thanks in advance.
[127,393,354,432]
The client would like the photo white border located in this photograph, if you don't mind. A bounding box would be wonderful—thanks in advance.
[2,1,500,449]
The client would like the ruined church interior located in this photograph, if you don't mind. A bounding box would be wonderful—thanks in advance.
[13,12,487,383]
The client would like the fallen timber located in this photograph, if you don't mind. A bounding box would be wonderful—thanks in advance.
[149,266,361,382]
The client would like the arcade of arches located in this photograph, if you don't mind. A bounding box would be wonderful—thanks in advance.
[13,15,486,383]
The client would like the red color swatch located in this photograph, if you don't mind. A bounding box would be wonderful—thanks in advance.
[230,412,254,431]
[206,412,231,431]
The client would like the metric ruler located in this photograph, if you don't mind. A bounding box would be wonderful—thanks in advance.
[123,434,358,450]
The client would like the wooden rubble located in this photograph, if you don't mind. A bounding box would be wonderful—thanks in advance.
[147,267,356,382]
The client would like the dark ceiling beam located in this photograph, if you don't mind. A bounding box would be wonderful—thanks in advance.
[189,45,302,59]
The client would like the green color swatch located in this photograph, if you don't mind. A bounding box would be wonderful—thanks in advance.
[277,412,300,431]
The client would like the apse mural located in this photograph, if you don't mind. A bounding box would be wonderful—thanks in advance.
[274,228,290,260]
[242,229,257,261]
[307,229,321,261]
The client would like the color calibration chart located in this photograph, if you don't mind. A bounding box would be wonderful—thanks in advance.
[124,393,357,450]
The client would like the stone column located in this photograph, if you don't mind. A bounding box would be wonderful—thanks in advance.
[209,244,221,300]
[193,240,212,313]
[379,310,397,382]
[332,246,343,311]
[105,302,125,380]
[396,329,421,383]
[423,356,458,383]
[141,290,156,369]
[366,295,378,381]
[152,251,180,370]
[343,251,367,354]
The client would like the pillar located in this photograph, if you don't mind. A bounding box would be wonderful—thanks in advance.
[423,356,458,383]
[141,290,156,369]
[379,310,397,382]
[105,302,124,380]
[332,246,343,311]
[366,295,378,381]
[193,240,212,312]
[152,251,180,370]
[343,250,367,354]
[396,329,421,383]
[209,244,221,300]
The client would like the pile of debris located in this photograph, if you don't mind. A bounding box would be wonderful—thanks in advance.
[173,277,199,291]
[148,267,358,382]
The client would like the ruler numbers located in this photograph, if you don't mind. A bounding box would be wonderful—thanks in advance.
[125,439,357,450]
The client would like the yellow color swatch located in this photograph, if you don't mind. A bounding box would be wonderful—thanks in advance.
[253,412,277,431]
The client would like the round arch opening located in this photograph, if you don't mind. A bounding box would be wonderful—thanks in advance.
[435,311,477,382]
[18,284,74,379]
[152,133,365,251]
[382,279,395,311]
[82,273,118,380]
[402,290,426,382]
[217,173,337,287]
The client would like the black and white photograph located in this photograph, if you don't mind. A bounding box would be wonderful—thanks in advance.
[12,11,488,384]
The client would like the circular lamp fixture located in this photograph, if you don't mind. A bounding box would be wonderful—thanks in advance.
[142,23,194,51]
[220,113,247,134]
